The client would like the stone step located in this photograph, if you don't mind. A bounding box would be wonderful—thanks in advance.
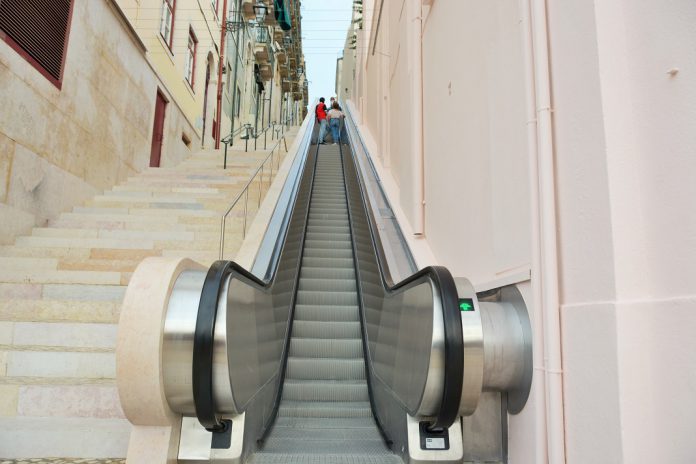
[0,416,131,458]
[126,207,217,217]
[92,193,200,204]
[0,298,121,323]
[48,218,192,232]
[14,236,155,251]
[86,199,228,212]
[13,385,123,419]
[161,249,218,264]
[0,246,92,260]
[1,321,117,350]
[57,211,181,224]
[102,190,226,201]
[0,269,122,285]
[0,257,59,270]
[103,229,197,242]
[112,184,220,194]
[4,351,116,379]
[32,228,98,238]
[57,258,141,273]
[153,239,219,251]
[41,284,127,302]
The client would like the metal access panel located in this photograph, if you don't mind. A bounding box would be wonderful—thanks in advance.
[461,392,506,463]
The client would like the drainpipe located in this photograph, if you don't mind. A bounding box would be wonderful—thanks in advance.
[410,0,425,235]
[215,0,229,149]
[230,0,242,145]
[522,0,567,461]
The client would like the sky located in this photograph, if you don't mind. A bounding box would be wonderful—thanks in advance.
[299,0,354,105]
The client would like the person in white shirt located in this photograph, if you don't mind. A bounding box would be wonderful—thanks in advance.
[326,102,344,145]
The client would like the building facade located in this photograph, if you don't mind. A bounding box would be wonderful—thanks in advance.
[340,1,696,463]
[0,0,308,246]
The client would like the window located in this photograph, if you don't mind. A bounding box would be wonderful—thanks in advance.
[0,0,75,88]
[235,86,241,117]
[185,28,197,87]
[160,0,176,49]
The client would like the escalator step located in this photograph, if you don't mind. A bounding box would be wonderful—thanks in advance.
[293,304,359,322]
[291,320,361,339]
[282,380,368,402]
[289,338,363,358]
[278,401,373,418]
[285,357,365,381]
[295,290,358,306]
[299,267,355,280]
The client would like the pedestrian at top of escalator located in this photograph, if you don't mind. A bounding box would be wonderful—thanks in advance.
[327,101,345,146]
[316,97,329,144]
[330,97,342,111]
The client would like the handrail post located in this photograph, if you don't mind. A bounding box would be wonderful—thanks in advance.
[224,142,228,170]
[243,189,249,239]
[264,129,267,150]
[219,216,226,259]
[259,166,263,208]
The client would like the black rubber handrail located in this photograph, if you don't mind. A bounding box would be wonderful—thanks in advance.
[341,108,464,429]
[192,260,267,431]
[191,117,316,433]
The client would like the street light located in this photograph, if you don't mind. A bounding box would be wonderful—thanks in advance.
[254,1,267,24]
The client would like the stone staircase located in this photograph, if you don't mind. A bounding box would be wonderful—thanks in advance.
[0,130,296,460]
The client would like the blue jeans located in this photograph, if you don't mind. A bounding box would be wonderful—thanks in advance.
[329,118,341,144]
[318,119,328,143]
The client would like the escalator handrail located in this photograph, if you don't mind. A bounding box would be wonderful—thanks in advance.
[342,104,464,429]
[191,116,316,432]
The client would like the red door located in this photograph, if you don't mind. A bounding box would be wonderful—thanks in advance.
[150,90,168,167]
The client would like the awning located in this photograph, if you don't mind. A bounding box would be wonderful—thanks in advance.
[274,0,291,31]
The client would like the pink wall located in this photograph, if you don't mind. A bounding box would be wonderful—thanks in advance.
[344,0,696,462]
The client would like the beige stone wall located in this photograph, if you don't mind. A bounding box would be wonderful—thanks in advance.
[0,0,197,244]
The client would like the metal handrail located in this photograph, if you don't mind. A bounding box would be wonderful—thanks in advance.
[219,134,289,258]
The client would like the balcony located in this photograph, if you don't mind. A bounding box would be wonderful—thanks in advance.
[241,0,256,20]
[259,64,272,81]
[254,45,269,63]
[293,91,302,101]
[279,64,289,78]
[275,49,286,64]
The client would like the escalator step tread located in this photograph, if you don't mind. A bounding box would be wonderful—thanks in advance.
[249,454,402,464]
[293,304,359,322]
[289,338,363,358]
[298,277,356,292]
[296,290,358,306]
[285,357,365,381]
[278,400,373,418]
[282,380,368,402]
[291,320,361,339]
[299,267,355,280]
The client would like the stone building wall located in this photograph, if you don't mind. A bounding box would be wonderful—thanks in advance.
[0,0,198,244]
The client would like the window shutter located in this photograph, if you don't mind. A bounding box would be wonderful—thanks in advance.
[0,0,73,82]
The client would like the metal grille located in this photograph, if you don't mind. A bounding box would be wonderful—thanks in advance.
[0,0,73,81]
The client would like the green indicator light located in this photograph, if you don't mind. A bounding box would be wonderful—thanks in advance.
[459,299,474,311]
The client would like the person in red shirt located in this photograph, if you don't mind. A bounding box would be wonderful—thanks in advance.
[315,97,328,144]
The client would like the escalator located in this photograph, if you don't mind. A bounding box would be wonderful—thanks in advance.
[117,116,534,464]
[249,145,399,463]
